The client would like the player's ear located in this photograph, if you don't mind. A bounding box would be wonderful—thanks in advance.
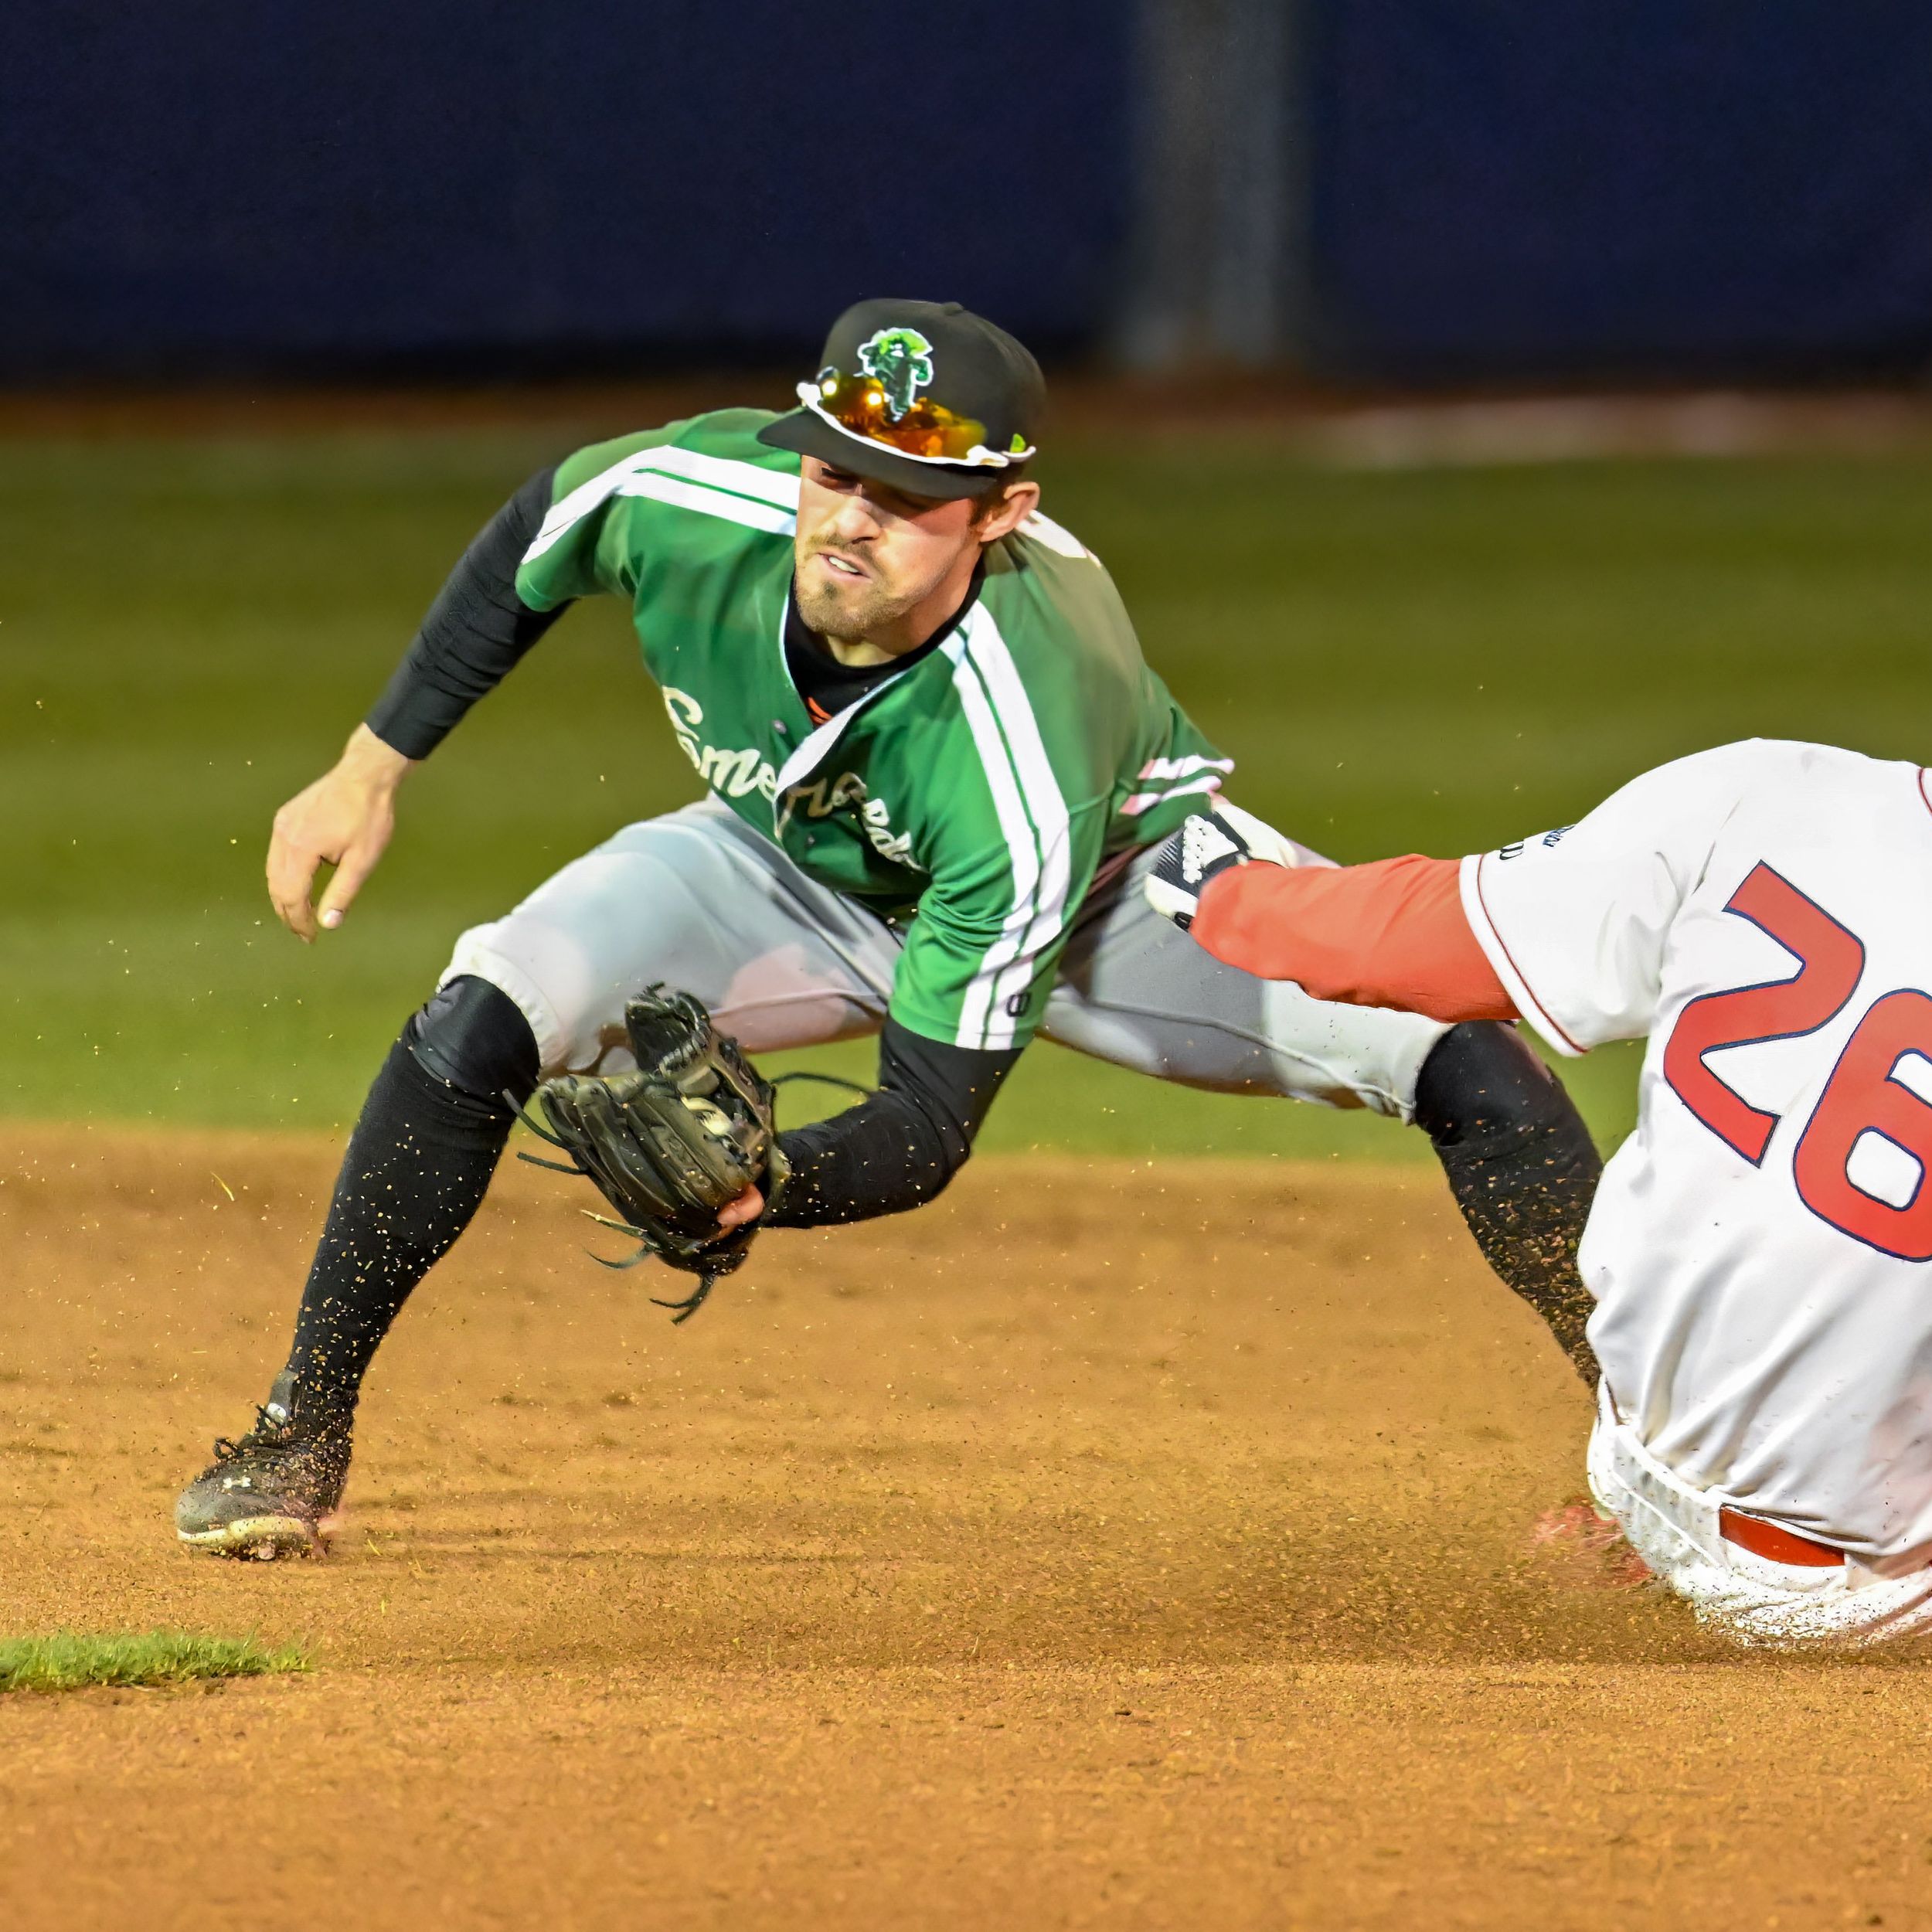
[975,478,1039,543]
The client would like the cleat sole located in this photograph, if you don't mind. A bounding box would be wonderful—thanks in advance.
[177,1513,330,1560]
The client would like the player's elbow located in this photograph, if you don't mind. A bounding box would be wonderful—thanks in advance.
[1413,1022,1595,1159]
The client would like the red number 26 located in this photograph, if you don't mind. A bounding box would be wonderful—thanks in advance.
[1665,863,1932,1260]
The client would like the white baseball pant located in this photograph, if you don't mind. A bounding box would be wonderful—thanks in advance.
[1589,1385,1932,1649]
[442,794,1450,1114]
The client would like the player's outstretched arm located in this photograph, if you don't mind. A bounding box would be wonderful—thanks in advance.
[1146,815,1515,1023]
[272,464,574,942]
[267,723,416,940]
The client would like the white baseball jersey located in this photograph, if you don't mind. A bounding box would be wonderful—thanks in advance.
[1461,740,1932,1566]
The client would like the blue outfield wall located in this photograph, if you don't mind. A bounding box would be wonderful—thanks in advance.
[1306,1,1932,383]
[4,3,1931,383]
[0,2,1131,379]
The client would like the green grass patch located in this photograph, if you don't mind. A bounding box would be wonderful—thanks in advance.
[8,423,1932,1157]
[0,1628,310,1695]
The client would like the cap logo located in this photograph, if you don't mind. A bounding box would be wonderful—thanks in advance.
[856,327,934,423]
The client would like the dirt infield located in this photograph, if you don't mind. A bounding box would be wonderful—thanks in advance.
[3,1126,1930,1929]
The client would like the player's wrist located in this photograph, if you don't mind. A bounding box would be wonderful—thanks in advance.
[338,723,418,791]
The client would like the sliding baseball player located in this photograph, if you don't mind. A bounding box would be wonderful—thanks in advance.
[1150,739,1932,1648]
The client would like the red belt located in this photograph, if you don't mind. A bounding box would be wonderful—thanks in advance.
[1718,1507,1843,1568]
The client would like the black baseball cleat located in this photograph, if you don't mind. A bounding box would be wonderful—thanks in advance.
[1143,811,1253,930]
[175,1371,352,1560]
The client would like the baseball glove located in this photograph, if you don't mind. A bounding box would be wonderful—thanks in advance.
[516,989,789,1323]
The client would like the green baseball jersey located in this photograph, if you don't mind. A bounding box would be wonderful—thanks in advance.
[515,409,1231,1052]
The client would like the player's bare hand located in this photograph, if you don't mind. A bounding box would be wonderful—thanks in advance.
[717,1184,764,1230]
[267,724,417,941]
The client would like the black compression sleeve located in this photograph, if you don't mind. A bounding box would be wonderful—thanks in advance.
[365,467,570,760]
[760,1019,1021,1229]
[1414,1022,1603,1383]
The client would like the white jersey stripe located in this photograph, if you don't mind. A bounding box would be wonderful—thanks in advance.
[960,607,1075,1048]
[639,441,802,511]
[1017,509,1090,560]
[1121,773,1228,816]
[614,471,796,536]
[523,446,798,562]
[1135,753,1236,784]
[525,454,641,560]
[945,639,1043,1050]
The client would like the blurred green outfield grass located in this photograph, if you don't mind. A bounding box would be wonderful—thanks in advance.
[6,420,1932,1161]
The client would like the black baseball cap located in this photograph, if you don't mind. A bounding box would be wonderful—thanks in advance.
[757,298,1045,500]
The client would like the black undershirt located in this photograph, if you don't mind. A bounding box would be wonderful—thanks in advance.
[781,563,978,725]
[364,467,1018,1228]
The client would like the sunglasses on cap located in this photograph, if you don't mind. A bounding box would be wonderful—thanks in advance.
[798,368,1035,470]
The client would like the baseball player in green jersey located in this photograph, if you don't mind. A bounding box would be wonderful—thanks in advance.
[175,300,1601,1558]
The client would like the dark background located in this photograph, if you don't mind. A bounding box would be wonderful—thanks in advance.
[1306,2,1932,382]
[8,2,1931,386]
[2,2,1132,380]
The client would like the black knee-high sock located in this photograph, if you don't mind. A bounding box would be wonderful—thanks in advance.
[1413,1022,1604,1384]
[284,983,536,1420]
